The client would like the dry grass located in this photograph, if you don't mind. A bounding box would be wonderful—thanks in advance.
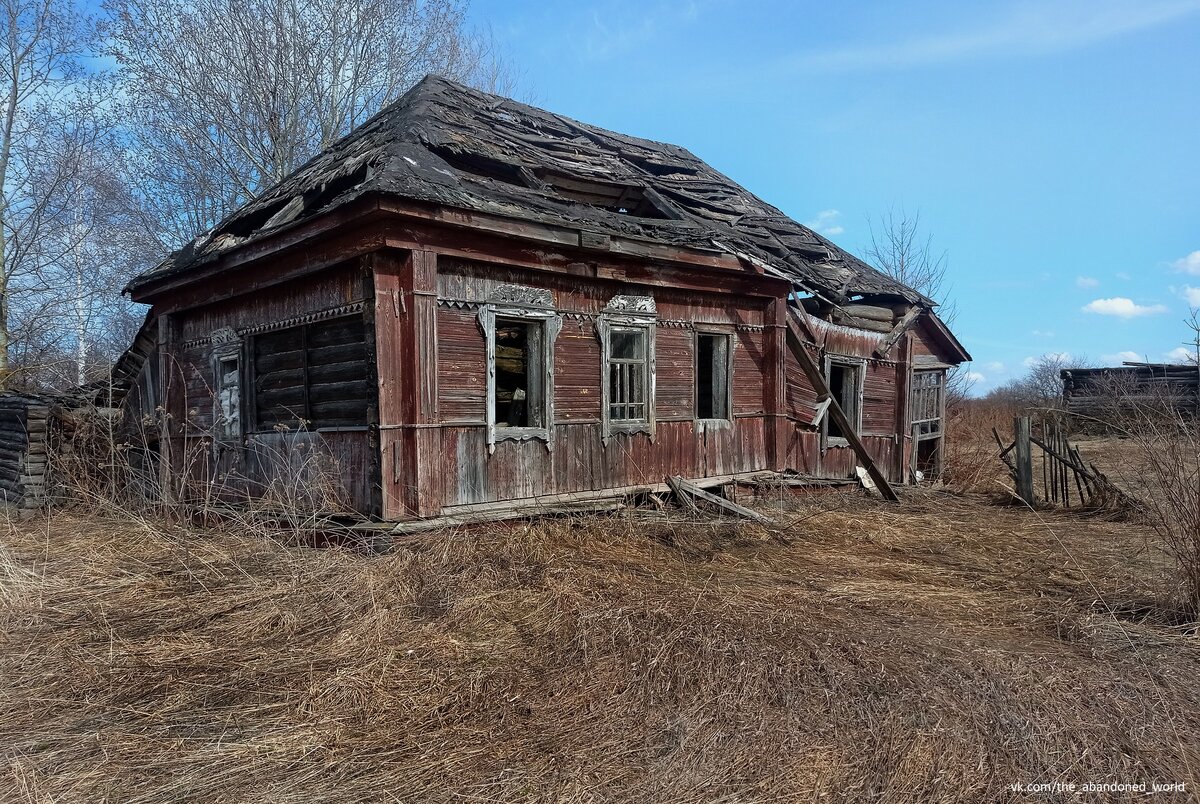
[943,398,1021,494]
[1,491,1198,803]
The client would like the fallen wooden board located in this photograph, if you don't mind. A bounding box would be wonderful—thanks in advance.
[667,475,775,525]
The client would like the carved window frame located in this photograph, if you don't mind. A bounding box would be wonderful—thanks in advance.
[209,327,243,446]
[478,284,562,454]
[598,294,657,445]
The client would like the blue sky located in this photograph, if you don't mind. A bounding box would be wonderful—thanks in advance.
[469,0,1200,393]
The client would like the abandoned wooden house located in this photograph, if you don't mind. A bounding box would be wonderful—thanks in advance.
[1061,362,1200,421]
[119,75,970,522]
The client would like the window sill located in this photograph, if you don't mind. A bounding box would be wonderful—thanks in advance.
[492,426,550,444]
[604,421,653,444]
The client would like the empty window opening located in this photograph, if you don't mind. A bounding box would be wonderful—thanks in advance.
[696,333,730,419]
[826,360,862,441]
[608,327,649,422]
[493,317,545,428]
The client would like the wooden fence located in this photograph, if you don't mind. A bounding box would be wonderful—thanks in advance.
[994,416,1134,509]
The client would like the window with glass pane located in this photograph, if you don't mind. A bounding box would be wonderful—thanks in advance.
[608,326,648,421]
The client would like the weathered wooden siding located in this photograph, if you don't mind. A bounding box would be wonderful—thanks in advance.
[655,327,693,419]
[780,313,908,483]
[436,306,487,423]
[164,262,379,515]
[428,257,776,509]
[862,362,897,435]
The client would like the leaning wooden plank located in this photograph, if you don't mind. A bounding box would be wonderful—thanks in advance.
[874,306,922,358]
[785,314,900,502]
[667,476,700,514]
[667,475,775,525]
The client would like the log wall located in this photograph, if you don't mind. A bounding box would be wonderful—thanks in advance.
[163,261,379,515]
[0,396,53,511]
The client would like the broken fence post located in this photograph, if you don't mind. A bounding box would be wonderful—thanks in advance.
[1014,416,1035,506]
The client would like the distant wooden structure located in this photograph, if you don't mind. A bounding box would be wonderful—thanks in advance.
[117,75,970,524]
[1061,362,1200,422]
[0,395,55,512]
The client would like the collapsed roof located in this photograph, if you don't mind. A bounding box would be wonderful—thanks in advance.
[128,75,930,305]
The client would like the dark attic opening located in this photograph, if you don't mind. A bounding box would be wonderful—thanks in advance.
[494,317,544,428]
[539,172,677,219]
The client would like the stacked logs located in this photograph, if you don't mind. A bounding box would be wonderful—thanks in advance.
[0,395,55,512]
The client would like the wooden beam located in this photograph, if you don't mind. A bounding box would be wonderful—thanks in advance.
[785,314,900,502]
[874,306,921,358]
[667,475,775,525]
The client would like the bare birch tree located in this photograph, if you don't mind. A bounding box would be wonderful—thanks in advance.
[0,0,104,387]
[105,0,514,251]
[865,207,955,324]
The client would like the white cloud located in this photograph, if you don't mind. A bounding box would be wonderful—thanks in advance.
[1183,287,1200,307]
[1165,346,1195,363]
[1081,297,1168,318]
[804,209,844,237]
[1031,329,1055,338]
[1023,351,1071,368]
[984,361,1006,374]
[1102,350,1143,363]
[1075,275,1099,288]
[1172,250,1200,274]
[965,371,986,384]
[1115,271,1131,280]
[787,1,1200,73]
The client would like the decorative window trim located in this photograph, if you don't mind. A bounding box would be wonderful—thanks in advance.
[210,327,243,447]
[693,327,735,426]
[822,353,865,449]
[479,284,562,454]
[598,294,656,445]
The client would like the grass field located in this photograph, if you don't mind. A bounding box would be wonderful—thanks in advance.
[1,483,1197,802]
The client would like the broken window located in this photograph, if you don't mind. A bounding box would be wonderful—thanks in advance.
[493,317,545,429]
[599,295,656,443]
[695,332,730,420]
[250,314,371,431]
[825,358,863,442]
[481,294,561,452]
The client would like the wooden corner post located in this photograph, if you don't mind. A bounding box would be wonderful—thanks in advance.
[371,248,442,521]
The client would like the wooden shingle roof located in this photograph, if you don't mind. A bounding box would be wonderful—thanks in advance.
[128,75,929,305]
